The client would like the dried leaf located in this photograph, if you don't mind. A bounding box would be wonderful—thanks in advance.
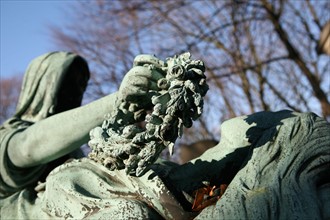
[191,184,228,212]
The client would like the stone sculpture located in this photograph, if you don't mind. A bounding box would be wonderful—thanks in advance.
[168,110,330,219]
[0,52,90,199]
[88,52,208,176]
[1,52,329,220]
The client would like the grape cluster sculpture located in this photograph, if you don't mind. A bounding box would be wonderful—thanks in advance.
[88,52,208,176]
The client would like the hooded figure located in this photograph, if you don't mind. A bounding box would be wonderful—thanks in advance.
[0,52,194,220]
[14,52,89,121]
[0,51,90,198]
[1,53,328,219]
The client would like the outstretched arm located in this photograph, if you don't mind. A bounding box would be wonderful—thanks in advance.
[8,58,164,168]
[8,93,117,167]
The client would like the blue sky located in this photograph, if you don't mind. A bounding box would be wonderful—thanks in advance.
[0,0,71,79]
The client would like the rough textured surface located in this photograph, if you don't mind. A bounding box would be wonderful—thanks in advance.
[168,111,330,219]
[0,158,192,219]
[1,110,329,219]
[88,52,208,176]
[0,52,88,198]
[1,52,329,220]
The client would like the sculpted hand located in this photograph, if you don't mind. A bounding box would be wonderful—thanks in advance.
[89,52,209,177]
[117,55,165,110]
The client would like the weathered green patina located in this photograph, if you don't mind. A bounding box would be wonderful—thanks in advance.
[1,52,329,219]
[88,52,208,176]
[0,52,89,198]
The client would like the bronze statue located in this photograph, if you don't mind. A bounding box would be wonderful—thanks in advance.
[1,52,329,220]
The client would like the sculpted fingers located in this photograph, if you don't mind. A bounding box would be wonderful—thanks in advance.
[131,66,165,83]
[133,54,166,81]
[123,82,157,100]
[118,56,167,109]
[121,66,164,93]
[133,54,164,68]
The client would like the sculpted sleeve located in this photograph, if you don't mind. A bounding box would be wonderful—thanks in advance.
[0,119,45,198]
